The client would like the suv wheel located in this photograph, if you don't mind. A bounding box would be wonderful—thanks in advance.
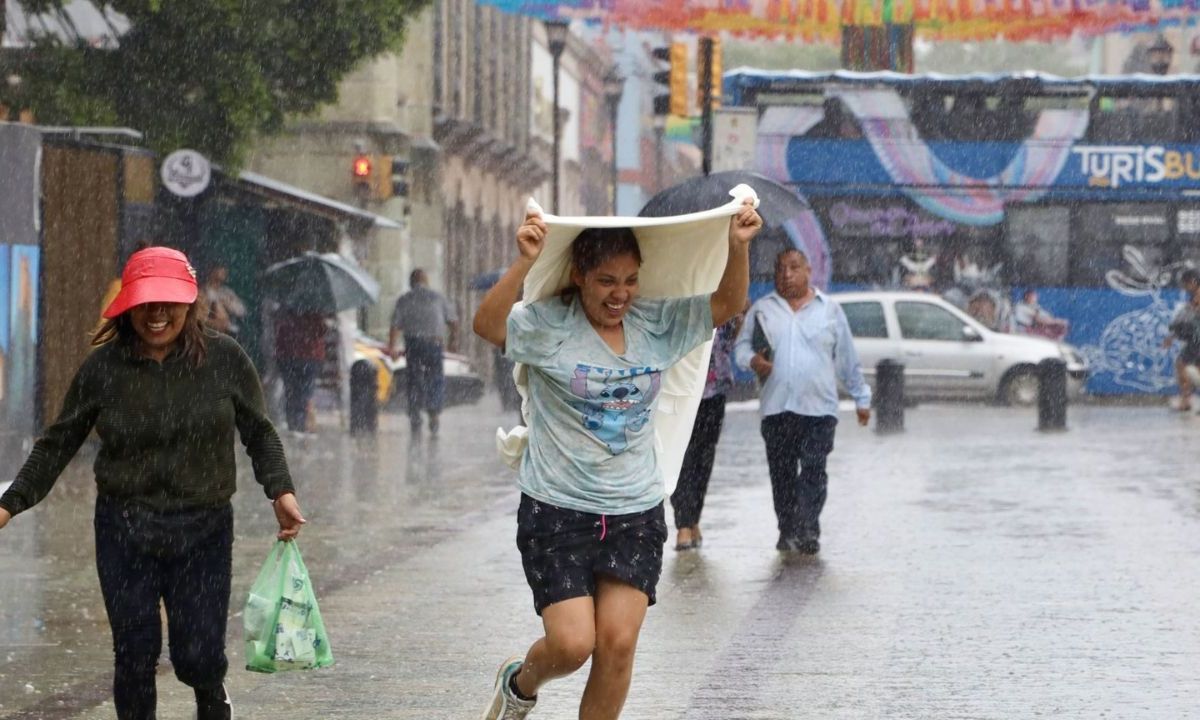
[1002,370,1039,407]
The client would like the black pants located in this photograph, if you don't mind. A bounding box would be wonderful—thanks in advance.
[277,358,320,432]
[760,412,838,541]
[94,495,233,720]
[670,394,727,529]
[404,336,445,422]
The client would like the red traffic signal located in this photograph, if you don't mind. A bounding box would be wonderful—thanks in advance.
[352,154,372,180]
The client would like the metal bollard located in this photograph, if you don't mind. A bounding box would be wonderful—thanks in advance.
[349,360,379,435]
[875,358,905,434]
[1037,357,1068,432]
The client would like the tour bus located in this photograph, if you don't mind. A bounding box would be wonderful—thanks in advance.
[725,68,1200,396]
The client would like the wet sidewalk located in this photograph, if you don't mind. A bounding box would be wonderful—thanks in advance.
[2,398,1198,719]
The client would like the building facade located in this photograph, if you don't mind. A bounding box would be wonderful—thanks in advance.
[247,3,712,388]
[249,2,630,381]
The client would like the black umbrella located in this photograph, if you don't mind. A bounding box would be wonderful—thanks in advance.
[263,251,380,313]
[470,269,505,291]
[639,170,831,289]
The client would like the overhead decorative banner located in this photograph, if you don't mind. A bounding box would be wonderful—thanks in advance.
[476,0,1200,41]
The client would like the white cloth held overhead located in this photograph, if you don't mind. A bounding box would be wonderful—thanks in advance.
[495,184,760,495]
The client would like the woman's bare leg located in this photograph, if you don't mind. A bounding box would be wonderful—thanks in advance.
[579,576,649,720]
[511,596,595,698]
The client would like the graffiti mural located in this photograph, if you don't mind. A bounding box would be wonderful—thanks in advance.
[1076,247,1189,394]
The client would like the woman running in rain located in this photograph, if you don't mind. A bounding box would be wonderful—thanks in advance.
[473,199,761,720]
[0,246,305,720]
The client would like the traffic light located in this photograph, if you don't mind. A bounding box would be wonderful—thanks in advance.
[351,153,410,201]
[390,157,409,199]
[352,154,372,184]
[651,42,688,117]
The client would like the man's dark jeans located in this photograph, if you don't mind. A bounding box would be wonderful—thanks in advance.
[760,412,838,542]
[94,495,233,720]
[404,336,446,423]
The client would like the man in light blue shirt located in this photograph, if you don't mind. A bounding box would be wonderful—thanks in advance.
[735,248,871,554]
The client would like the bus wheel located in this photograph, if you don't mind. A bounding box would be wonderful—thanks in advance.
[1001,369,1039,407]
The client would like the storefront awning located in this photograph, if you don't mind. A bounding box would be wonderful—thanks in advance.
[234,171,402,233]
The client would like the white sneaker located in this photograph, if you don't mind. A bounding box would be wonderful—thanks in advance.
[480,655,536,720]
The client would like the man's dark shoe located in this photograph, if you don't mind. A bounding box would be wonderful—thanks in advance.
[777,535,820,554]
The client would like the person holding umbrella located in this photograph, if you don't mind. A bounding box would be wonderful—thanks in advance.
[670,311,742,552]
[263,251,381,434]
[473,198,762,720]
[274,308,329,435]
[0,246,305,720]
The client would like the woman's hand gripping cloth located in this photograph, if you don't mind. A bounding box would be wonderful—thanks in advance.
[495,184,760,495]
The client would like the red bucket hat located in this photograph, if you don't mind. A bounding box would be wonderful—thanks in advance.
[102,247,199,319]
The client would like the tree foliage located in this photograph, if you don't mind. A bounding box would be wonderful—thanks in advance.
[2,0,431,163]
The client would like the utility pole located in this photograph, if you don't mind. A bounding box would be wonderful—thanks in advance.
[699,36,714,176]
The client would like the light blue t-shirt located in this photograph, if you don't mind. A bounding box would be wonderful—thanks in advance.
[506,293,714,515]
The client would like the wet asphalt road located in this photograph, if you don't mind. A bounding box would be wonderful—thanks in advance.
[1,397,1198,719]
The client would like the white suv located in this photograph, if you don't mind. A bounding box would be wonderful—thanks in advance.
[832,291,1088,405]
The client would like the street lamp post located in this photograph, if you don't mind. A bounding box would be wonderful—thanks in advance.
[545,20,569,214]
[603,65,625,215]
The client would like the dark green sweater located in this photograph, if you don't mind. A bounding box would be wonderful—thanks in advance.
[0,333,294,516]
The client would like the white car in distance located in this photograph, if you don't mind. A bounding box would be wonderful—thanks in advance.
[832,291,1088,406]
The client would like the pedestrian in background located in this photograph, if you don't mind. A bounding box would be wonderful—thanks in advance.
[203,263,247,339]
[0,246,305,720]
[1163,268,1200,411]
[670,313,741,551]
[388,268,459,435]
[274,308,328,435]
[472,200,761,720]
[735,248,871,555]
[1013,288,1068,340]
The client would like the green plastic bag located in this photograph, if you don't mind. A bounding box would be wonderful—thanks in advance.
[244,540,334,673]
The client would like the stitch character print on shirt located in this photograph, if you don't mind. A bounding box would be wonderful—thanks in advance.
[570,364,662,454]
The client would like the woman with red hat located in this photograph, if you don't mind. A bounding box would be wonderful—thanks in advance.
[0,246,306,720]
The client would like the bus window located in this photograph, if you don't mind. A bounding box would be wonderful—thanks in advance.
[1177,208,1200,266]
[1006,207,1070,286]
[1072,203,1169,286]
[1088,98,1181,143]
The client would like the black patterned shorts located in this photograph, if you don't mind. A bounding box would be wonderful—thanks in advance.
[516,494,668,616]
